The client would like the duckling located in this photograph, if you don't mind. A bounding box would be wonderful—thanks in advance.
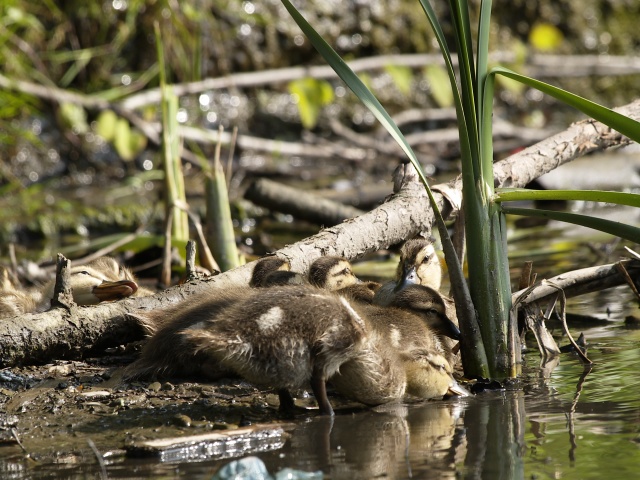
[308,256,360,291]
[130,285,367,416]
[403,350,468,399]
[125,287,249,379]
[308,255,381,303]
[330,295,465,406]
[249,256,305,288]
[373,238,442,306]
[0,256,143,317]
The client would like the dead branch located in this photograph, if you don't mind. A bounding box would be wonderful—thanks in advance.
[244,178,366,226]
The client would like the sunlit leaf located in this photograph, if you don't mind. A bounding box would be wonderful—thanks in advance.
[490,66,640,143]
[529,22,563,52]
[58,102,89,135]
[385,65,413,96]
[424,64,454,107]
[95,110,118,141]
[288,77,334,129]
[495,188,640,207]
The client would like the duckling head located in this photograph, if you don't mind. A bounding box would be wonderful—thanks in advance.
[43,257,139,305]
[395,238,442,292]
[404,351,469,399]
[308,256,359,290]
[390,284,460,341]
[250,256,293,287]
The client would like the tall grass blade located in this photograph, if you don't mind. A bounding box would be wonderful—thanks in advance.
[495,189,640,206]
[204,127,240,272]
[501,207,640,243]
[490,66,640,142]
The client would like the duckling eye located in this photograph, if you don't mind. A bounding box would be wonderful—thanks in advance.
[79,271,91,276]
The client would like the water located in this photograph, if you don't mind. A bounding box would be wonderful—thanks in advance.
[2,305,638,479]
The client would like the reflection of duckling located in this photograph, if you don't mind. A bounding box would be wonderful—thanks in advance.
[0,257,143,317]
[373,238,442,306]
[131,285,367,416]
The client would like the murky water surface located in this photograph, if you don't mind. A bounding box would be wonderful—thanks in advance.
[2,292,639,479]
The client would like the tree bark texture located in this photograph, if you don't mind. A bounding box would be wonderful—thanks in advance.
[1,99,639,367]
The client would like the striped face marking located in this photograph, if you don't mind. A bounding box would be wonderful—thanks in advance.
[256,306,285,332]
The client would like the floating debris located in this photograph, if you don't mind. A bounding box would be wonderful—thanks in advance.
[126,425,288,463]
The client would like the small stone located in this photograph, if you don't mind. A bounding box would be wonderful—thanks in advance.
[147,382,162,392]
[173,414,192,427]
[161,382,174,391]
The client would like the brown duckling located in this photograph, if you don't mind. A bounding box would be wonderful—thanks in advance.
[130,285,367,416]
[308,256,360,291]
[0,257,143,317]
[249,256,305,288]
[308,255,381,303]
[373,238,442,306]
[331,293,466,406]
[126,287,250,379]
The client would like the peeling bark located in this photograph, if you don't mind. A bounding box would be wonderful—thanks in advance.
[1,99,639,367]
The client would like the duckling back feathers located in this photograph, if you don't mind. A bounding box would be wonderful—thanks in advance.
[181,285,367,392]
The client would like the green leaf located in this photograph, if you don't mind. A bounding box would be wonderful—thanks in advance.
[424,64,454,107]
[288,78,334,129]
[384,65,413,96]
[501,207,640,243]
[490,66,640,143]
[529,23,564,52]
[95,110,118,141]
[58,102,89,135]
[495,188,640,207]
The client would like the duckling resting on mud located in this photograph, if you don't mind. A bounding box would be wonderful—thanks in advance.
[0,256,145,317]
[128,285,368,415]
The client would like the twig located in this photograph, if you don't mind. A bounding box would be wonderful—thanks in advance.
[51,254,75,310]
[615,261,640,301]
[185,240,198,281]
[173,200,220,274]
[72,226,146,266]
[11,428,29,456]
[544,281,592,365]
[87,438,109,480]
[512,260,640,306]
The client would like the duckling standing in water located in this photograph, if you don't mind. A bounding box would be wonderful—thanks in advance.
[373,238,442,306]
[331,284,463,406]
[0,257,143,317]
